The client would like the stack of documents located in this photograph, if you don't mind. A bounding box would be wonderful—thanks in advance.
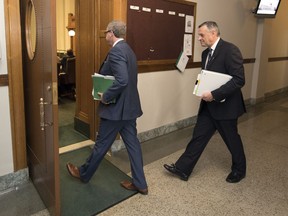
[193,70,232,96]
[92,73,115,100]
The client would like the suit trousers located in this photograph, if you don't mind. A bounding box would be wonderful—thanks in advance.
[175,105,246,177]
[79,118,147,189]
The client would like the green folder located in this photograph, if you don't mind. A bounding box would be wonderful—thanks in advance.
[92,74,115,101]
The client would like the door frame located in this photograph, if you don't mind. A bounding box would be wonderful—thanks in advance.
[4,0,27,171]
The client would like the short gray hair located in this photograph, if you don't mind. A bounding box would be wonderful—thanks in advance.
[107,20,126,38]
[198,21,220,36]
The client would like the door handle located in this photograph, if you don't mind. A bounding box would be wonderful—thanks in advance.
[39,98,53,130]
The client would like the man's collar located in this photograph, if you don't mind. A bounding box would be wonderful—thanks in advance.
[113,38,124,47]
[210,37,220,50]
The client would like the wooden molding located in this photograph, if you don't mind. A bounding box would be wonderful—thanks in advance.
[138,58,256,73]
[268,56,288,62]
[4,0,27,171]
[0,74,9,86]
[243,58,256,64]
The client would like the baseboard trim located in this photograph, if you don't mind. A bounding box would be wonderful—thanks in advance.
[110,116,197,153]
[264,87,288,100]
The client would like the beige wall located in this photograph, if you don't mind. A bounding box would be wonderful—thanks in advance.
[265,0,288,93]
[137,0,260,133]
[56,0,75,52]
[137,0,288,133]
[138,69,200,131]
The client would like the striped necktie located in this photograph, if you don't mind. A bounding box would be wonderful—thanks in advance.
[208,48,213,62]
[205,48,213,69]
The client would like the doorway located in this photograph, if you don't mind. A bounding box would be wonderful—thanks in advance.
[17,0,125,215]
[56,0,90,152]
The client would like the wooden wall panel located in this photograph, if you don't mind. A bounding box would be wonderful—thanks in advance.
[74,0,95,137]
[75,0,128,139]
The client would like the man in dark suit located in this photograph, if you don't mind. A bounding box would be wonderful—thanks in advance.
[60,49,74,72]
[164,21,246,183]
[66,20,148,194]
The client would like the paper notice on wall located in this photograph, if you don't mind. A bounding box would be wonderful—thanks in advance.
[183,34,192,56]
[176,51,189,72]
[185,15,194,33]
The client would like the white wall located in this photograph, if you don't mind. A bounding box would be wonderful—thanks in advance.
[0,0,14,176]
[137,0,259,133]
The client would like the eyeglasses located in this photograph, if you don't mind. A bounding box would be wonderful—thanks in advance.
[104,30,112,34]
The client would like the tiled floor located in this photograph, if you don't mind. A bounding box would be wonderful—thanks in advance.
[1,94,288,216]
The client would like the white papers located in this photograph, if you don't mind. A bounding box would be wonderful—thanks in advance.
[92,73,115,80]
[185,15,194,33]
[156,9,164,14]
[176,51,189,72]
[130,5,139,10]
[193,70,232,96]
[142,7,151,12]
[183,34,192,56]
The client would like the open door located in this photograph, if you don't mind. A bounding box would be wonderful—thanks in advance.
[20,0,60,215]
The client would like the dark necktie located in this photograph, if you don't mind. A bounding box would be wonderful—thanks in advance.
[205,48,213,69]
[208,48,213,62]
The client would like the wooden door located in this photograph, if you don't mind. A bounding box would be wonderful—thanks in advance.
[20,0,60,215]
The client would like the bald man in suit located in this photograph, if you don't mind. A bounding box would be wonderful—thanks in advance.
[164,21,246,183]
[67,20,148,194]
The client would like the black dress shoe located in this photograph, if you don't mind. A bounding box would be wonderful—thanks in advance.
[226,171,245,183]
[163,164,188,181]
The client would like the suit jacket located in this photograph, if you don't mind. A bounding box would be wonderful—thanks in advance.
[97,40,143,120]
[199,38,246,120]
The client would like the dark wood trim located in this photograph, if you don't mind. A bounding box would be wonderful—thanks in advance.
[243,58,256,64]
[74,117,90,138]
[268,56,288,62]
[138,58,256,73]
[0,74,9,86]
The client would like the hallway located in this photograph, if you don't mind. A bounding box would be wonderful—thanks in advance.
[101,94,288,216]
[0,93,288,215]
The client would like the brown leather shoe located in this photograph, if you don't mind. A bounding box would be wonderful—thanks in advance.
[120,180,148,195]
[66,162,80,180]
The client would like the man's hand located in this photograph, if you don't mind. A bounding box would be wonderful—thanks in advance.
[201,91,214,102]
[98,92,109,105]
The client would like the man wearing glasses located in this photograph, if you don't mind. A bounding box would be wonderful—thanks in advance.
[66,20,148,195]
